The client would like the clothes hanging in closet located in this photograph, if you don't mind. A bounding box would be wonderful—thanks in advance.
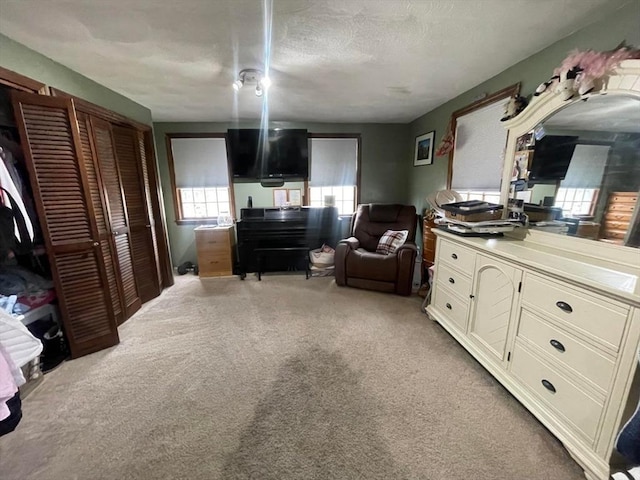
[0,146,34,243]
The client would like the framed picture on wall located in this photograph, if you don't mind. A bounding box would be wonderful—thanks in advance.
[414,131,435,166]
[273,189,287,207]
[288,189,302,206]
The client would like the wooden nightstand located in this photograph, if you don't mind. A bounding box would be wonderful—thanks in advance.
[194,225,236,277]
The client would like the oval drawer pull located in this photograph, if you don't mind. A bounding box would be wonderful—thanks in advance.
[549,339,565,352]
[445,303,452,310]
[451,253,458,260]
[555,301,573,313]
[448,277,455,284]
[541,379,556,393]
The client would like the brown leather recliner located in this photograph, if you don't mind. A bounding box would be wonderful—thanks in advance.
[335,204,418,295]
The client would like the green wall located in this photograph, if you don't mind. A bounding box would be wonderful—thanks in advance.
[154,122,410,265]
[407,0,640,217]
[0,33,152,125]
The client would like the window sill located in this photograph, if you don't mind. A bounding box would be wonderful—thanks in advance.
[175,219,223,226]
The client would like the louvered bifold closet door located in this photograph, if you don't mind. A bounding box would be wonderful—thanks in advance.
[112,125,161,303]
[76,112,125,325]
[11,92,119,358]
[143,130,174,288]
[90,117,141,320]
[136,131,162,288]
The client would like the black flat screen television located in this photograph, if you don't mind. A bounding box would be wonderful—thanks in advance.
[227,129,264,179]
[227,129,309,180]
[528,135,579,183]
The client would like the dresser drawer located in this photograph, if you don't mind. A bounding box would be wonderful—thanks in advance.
[198,253,233,276]
[517,310,615,394]
[604,211,633,223]
[511,342,604,442]
[609,192,638,205]
[437,240,476,273]
[436,262,472,299]
[432,286,469,332]
[196,232,231,254]
[608,203,635,213]
[521,274,628,350]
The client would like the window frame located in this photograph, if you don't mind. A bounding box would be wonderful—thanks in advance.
[306,133,362,215]
[165,132,236,225]
[447,83,521,190]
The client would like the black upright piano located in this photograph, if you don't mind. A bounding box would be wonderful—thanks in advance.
[236,207,339,278]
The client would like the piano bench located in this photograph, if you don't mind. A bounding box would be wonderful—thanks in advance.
[254,247,310,281]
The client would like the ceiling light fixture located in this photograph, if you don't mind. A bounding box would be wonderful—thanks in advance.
[232,68,270,96]
[232,79,244,91]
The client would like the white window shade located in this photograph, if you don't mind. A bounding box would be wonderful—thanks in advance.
[451,101,507,191]
[561,144,609,188]
[310,138,358,186]
[170,137,229,188]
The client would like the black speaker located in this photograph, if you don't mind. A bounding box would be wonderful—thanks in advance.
[260,178,285,188]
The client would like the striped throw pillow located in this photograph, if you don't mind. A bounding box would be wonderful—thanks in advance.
[376,230,409,255]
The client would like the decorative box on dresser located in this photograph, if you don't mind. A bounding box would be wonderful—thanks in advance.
[427,229,640,480]
[194,226,236,277]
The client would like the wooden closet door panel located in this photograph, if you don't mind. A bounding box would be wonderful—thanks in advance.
[143,130,174,288]
[112,125,161,303]
[137,131,162,285]
[90,118,141,319]
[77,112,125,325]
[11,92,118,358]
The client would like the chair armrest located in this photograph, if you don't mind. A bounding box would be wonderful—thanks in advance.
[335,237,359,286]
[396,241,417,254]
[338,236,360,250]
[396,242,418,296]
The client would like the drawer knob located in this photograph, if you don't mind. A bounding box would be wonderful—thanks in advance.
[541,379,556,393]
[445,303,452,310]
[451,253,458,260]
[448,277,455,284]
[549,339,565,352]
[555,301,573,313]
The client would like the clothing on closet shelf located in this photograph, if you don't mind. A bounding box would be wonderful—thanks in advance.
[0,309,43,385]
[0,342,19,421]
[0,309,42,436]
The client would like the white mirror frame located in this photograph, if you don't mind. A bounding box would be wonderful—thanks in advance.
[501,59,640,267]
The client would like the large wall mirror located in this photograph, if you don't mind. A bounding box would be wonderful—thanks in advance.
[502,60,640,254]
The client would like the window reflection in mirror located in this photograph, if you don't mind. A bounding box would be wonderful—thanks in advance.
[510,95,640,248]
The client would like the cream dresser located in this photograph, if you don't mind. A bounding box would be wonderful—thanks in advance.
[427,230,640,480]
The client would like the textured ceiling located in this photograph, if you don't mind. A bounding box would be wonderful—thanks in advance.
[0,0,629,123]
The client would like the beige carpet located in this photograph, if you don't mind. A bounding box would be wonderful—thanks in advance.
[0,274,584,480]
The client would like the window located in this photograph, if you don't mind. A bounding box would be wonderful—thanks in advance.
[178,187,231,219]
[309,185,356,215]
[308,136,360,215]
[456,190,501,204]
[448,84,520,193]
[167,134,233,223]
[555,187,599,217]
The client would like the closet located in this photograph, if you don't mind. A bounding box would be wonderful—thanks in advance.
[0,67,172,359]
